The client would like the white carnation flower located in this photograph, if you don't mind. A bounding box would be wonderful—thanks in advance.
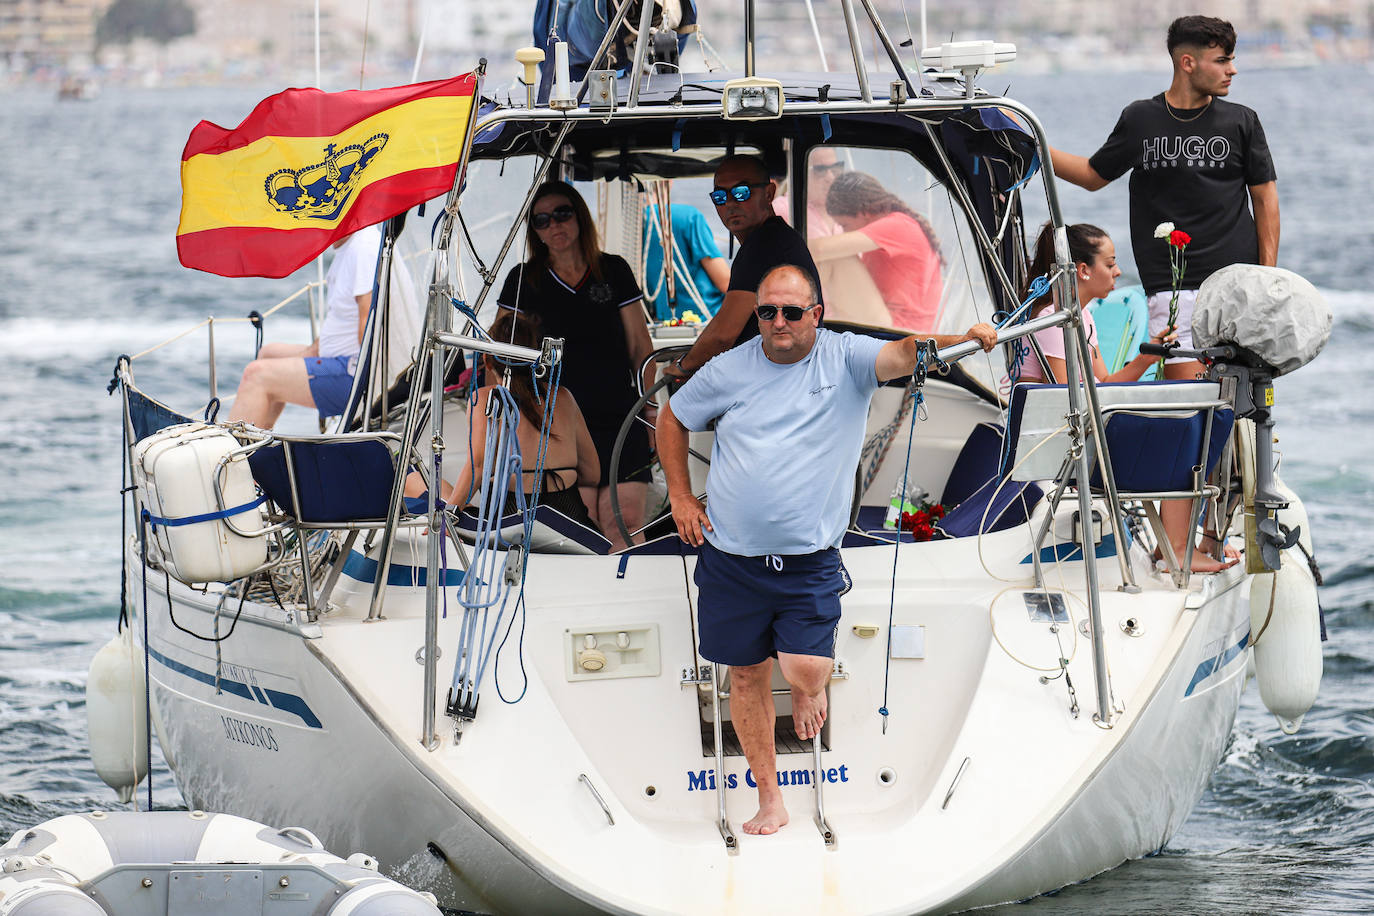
[1153,221,1175,238]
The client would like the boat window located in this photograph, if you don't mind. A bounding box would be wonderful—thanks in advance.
[801,146,1000,391]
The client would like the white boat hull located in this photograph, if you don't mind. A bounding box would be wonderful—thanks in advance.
[132,519,1252,915]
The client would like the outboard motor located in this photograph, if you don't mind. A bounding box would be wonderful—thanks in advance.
[1143,264,1332,572]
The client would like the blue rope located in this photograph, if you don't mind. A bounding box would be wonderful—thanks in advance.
[879,345,929,733]
[497,357,561,705]
[995,273,1052,331]
[452,296,485,332]
[447,353,564,714]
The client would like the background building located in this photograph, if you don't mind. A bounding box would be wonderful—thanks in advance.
[2,0,1370,85]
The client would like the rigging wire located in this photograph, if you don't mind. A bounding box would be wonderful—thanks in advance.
[410,0,431,83]
[803,0,829,71]
[877,343,932,734]
[358,0,372,90]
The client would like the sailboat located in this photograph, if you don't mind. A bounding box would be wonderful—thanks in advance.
[101,2,1330,912]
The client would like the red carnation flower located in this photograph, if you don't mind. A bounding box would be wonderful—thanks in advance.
[1169,229,1191,248]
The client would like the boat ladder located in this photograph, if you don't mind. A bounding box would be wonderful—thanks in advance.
[702,663,837,851]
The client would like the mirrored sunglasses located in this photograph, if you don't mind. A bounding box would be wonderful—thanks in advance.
[709,182,769,206]
[756,303,818,322]
[530,205,576,230]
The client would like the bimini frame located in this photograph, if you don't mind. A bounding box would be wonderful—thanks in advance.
[364,2,1140,745]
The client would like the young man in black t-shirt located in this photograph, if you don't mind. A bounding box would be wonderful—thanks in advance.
[666,154,822,377]
[1050,15,1279,381]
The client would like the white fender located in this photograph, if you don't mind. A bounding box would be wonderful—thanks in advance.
[1250,547,1322,734]
[85,630,147,803]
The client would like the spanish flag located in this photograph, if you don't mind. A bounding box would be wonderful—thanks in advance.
[177,73,477,278]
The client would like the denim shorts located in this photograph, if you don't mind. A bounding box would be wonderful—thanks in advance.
[305,355,355,419]
[694,539,849,667]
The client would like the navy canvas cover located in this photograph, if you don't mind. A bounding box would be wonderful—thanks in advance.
[248,439,397,523]
[127,387,193,443]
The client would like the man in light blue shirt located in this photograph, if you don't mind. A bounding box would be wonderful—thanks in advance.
[642,202,730,321]
[658,264,995,837]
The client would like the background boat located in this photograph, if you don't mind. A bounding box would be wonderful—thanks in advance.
[1,64,1371,912]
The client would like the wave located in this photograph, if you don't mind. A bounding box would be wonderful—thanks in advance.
[0,314,313,364]
[1322,288,1374,333]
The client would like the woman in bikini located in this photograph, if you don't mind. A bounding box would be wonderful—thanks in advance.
[410,310,602,532]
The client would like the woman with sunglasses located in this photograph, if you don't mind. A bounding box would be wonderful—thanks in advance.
[771,147,845,239]
[496,180,655,549]
[811,171,945,333]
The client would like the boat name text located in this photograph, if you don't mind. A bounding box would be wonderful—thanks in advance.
[220,715,279,752]
[687,765,849,791]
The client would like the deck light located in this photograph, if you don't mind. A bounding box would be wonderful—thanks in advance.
[722,77,783,120]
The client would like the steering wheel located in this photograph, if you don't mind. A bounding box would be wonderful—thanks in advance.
[608,345,712,548]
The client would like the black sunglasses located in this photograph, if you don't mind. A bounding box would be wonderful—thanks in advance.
[756,303,818,322]
[530,205,576,230]
[709,183,769,206]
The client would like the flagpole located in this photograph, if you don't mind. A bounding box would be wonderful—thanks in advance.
[371,64,488,634]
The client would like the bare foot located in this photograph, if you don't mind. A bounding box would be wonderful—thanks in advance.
[1189,547,1239,573]
[743,797,789,835]
[792,687,827,741]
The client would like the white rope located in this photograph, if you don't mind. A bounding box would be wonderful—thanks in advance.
[641,196,712,317]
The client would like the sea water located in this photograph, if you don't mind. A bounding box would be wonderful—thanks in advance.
[1,68,1371,913]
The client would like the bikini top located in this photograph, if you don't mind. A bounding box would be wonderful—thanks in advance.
[521,465,577,494]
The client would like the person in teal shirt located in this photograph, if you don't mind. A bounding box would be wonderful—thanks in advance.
[642,203,730,321]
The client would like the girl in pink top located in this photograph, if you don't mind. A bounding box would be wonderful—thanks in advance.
[1015,223,1233,573]
[812,172,945,331]
[1015,223,1173,383]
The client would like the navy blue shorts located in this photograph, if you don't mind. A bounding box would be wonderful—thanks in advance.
[305,356,355,419]
[694,540,849,667]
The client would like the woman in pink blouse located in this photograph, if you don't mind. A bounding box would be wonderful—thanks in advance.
[812,171,945,331]
[1016,222,1172,383]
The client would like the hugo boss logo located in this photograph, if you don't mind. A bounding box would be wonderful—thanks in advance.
[1141,135,1232,169]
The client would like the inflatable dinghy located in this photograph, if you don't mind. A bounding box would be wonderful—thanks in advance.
[0,810,440,915]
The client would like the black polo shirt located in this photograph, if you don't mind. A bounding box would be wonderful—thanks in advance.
[726,216,823,347]
[497,253,645,428]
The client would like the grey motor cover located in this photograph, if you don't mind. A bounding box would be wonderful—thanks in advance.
[1192,264,1331,376]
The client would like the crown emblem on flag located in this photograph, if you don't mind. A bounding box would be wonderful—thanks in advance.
[264,133,389,220]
